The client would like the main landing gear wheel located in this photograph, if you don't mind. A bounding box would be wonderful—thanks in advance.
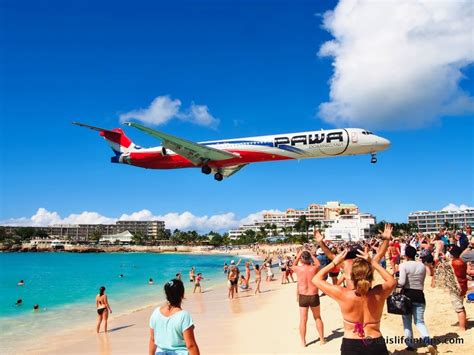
[214,172,223,181]
[371,153,377,164]
[201,165,212,175]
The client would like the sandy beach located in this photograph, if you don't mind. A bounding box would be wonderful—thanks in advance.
[20,263,473,355]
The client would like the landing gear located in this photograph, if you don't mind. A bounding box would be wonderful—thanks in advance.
[371,153,377,164]
[201,165,212,175]
[214,172,223,181]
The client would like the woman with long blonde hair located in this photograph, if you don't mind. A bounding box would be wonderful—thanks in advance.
[313,224,397,355]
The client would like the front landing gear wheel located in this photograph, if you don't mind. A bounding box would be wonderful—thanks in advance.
[371,153,377,164]
[201,165,212,175]
[214,173,223,181]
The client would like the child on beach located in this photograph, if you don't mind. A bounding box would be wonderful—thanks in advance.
[149,279,200,355]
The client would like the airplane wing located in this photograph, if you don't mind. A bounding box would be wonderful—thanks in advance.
[124,122,240,166]
[220,164,248,177]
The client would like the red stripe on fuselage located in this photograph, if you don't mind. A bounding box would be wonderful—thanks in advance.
[127,150,293,169]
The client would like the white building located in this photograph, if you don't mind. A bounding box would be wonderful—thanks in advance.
[99,230,134,245]
[408,209,474,233]
[324,214,376,242]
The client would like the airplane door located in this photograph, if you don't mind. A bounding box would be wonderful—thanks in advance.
[351,131,358,143]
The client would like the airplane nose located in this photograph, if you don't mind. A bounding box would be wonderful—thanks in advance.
[379,137,391,150]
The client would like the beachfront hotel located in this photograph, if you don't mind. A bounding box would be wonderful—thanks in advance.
[408,208,474,233]
[228,201,363,239]
[262,201,359,226]
[2,220,166,242]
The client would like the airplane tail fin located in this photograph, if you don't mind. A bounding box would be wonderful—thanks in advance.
[72,122,136,155]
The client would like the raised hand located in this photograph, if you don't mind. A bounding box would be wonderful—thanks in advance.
[332,249,348,265]
[380,224,393,240]
[356,248,372,263]
[314,229,324,243]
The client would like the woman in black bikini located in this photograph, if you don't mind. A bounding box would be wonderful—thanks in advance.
[96,286,112,333]
[313,224,396,355]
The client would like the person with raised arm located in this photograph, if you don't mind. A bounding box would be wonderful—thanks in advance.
[314,226,392,289]
[291,248,325,347]
[312,224,397,355]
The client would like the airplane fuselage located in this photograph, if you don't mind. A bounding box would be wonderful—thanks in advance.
[118,128,390,169]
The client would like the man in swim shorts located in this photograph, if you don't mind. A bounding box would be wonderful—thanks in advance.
[292,249,325,347]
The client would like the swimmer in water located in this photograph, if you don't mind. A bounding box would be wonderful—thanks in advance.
[119,274,124,278]
[33,304,39,311]
[17,280,24,286]
[16,299,22,306]
[149,278,154,285]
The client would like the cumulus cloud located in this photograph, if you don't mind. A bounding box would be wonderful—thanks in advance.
[119,95,219,128]
[318,0,474,129]
[1,208,116,226]
[442,203,473,211]
[1,208,283,233]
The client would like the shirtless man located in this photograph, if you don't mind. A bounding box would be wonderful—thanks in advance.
[291,249,325,347]
[244,262,252,288]
[314,225,392,289]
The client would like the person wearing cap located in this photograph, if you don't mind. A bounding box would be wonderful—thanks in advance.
[398,246,436,353]
[291,249,325,347]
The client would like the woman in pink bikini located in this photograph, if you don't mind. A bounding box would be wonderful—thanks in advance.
[313,224,396,355]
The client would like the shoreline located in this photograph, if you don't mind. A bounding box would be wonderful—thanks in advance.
[2,252,263,355]
[19,268,474,355]
[0,244,256,254]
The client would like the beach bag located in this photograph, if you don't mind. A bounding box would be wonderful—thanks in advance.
[387,288,412,315]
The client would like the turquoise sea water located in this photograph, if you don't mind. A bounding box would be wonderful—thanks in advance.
[0,252,238,353]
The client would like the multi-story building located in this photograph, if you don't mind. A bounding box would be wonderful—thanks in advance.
[229,201,361,239]
[262,201,359,227]
[2,220,165,242]
[324,214,376,242]
[408,209,474,233]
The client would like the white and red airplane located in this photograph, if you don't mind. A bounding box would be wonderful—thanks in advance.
[73,122,390,181]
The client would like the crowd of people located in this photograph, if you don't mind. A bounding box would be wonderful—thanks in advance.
[140,224,474,354]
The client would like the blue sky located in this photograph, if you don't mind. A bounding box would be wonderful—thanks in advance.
[1,0,473,231]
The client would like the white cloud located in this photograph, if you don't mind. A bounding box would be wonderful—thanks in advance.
[178,103,219,128]
[1,208,116,227]
[1,208,282,233]
[318,0,474,129]
[442,203,473,211]
[119,95,219,128]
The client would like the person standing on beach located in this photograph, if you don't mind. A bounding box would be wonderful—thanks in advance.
[189,267,196,283]
[312,225,397,355]
[291,249,325,347]
[314,226,391,289]
[194,273,203,293]
[245,262,252,287]
[227,267,238,299]
[149,279,200,355]
[96,286,112,333]
[252,262,262,294]
[397,245,436,353]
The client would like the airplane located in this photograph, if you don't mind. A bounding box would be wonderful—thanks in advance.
[72,122,391,181]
